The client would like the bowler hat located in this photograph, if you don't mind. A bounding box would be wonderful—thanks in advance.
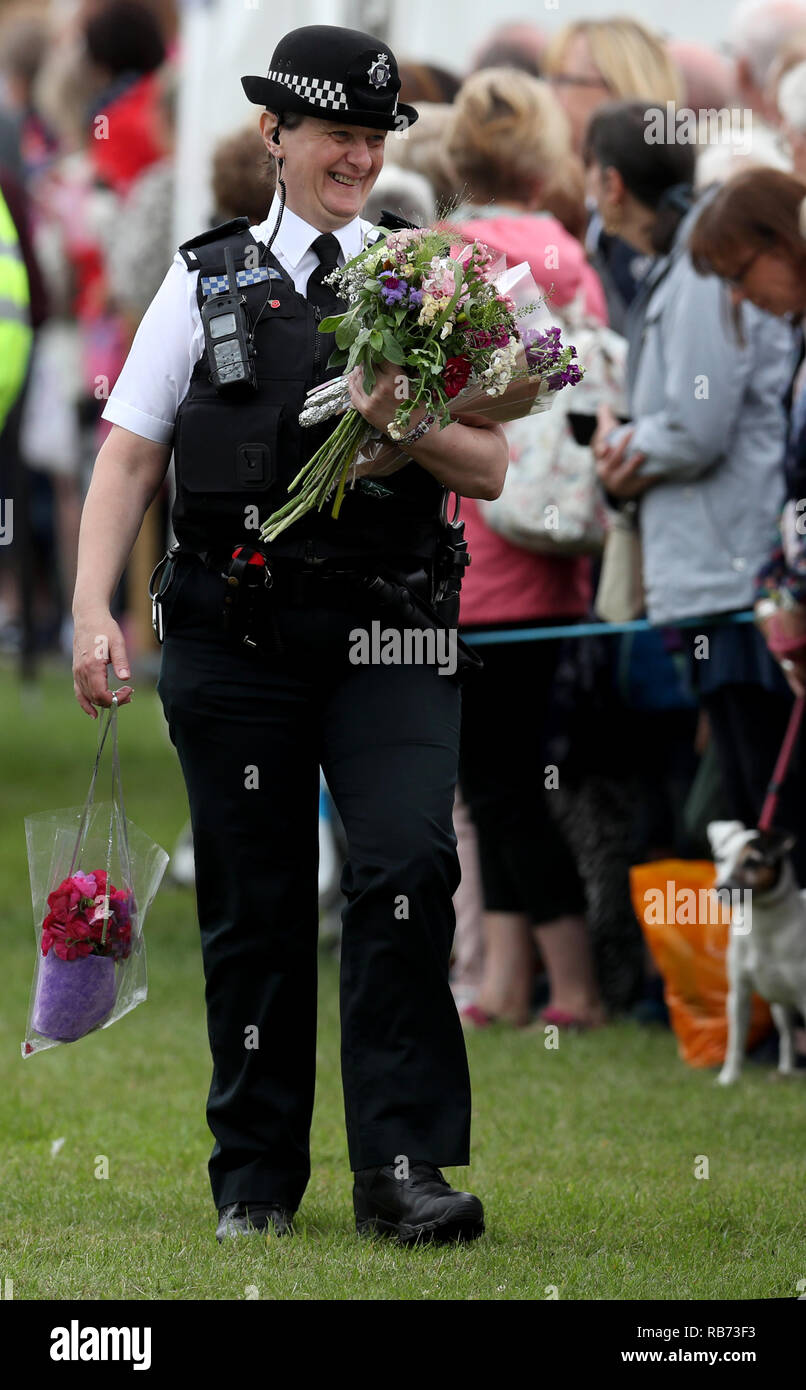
[241,24,418,132]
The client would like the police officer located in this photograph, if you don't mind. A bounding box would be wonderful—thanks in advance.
[72,24,507,1245]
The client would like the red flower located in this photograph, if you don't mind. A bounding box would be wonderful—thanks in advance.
[443,354,472,398]
[40,871,132,958]
[53,937,93,961]
[47,883,81,921]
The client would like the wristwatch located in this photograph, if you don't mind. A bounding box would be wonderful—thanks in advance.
[400,410,436,449]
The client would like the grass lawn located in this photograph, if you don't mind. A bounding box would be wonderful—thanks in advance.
[1,658,805,1301]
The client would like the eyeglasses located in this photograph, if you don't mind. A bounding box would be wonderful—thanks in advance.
[725,248,764,289]
[548,71,611,90]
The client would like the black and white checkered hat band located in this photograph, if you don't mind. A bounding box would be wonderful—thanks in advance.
[267,69,349,111]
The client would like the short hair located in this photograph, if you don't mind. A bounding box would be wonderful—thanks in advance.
[0,7,49,86]
[543,16,683,105]
[84,1,165,76]
[447,68,570,204]
[583,101,697,253]
[265,109,305,133]
[212,124,275,225]
[398,63,460,105]
[689,165,806,278]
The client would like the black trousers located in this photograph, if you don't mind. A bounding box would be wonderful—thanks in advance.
[156,558,471,1211]
[457,628,587,926]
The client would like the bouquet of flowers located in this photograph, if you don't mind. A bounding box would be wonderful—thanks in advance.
[29,871,135,1044]
[23,701,169,1054]
[259,225,582,543]
[41,871,134,962]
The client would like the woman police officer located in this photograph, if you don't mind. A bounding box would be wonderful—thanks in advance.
[71,25,506,1244]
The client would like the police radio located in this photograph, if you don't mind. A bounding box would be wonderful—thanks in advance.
[201,246,258,394]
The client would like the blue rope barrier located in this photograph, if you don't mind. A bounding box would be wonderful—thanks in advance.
[462,609,756,646]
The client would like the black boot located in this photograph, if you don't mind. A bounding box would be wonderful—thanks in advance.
[353,1162,484,1244]
[215,1201,295,1242]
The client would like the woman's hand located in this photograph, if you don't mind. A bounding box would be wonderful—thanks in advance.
[348,361,507,498]
[348,361,419,436]
[592,403,621,454]
[594,404,652,500]
[758,603,806,698]
[73,606,134,718]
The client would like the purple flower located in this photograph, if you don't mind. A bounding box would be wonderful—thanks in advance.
[522,326,569,372]
[465,327,493,349]
[408,288,423,307]
[547,363,584,390]
[379,271,408,305]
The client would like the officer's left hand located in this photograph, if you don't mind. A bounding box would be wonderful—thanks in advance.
[348,361,423,437]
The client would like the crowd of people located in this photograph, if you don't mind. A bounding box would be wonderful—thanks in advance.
[4,0,806,1048]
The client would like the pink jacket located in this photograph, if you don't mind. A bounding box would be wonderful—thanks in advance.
[454,212,607,628]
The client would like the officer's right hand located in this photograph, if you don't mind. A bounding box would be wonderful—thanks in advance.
[73,607,134,718]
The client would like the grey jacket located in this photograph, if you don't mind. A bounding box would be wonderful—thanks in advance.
[623,198,798,625]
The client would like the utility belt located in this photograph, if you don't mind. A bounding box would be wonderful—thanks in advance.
[147,528,483,678]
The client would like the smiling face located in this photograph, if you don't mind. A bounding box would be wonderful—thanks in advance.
[260,112,386,230]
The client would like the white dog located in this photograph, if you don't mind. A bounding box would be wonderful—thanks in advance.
[707,821,806,1085]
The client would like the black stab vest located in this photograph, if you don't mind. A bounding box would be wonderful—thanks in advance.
[173,218,445,564]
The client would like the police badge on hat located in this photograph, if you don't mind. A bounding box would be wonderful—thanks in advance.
[241,24,418,132]
[367,52,390,88]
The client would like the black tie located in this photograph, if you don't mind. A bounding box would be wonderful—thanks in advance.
[306,233,344,316]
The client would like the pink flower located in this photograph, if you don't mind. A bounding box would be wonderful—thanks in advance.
[422,256,458,300]
[383,228,422,261]
[453,244,476,269]
[72,872,97,898]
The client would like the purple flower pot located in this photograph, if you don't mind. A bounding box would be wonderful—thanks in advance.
[32,951,117,1042]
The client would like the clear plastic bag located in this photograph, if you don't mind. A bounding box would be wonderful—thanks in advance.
[22,697,169,1056]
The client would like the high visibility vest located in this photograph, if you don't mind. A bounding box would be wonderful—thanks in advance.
[0,187,32,433]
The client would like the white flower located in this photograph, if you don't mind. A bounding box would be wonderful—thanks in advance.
[440,321,453,340]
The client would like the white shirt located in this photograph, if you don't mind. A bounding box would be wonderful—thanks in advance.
[102,195,371,445]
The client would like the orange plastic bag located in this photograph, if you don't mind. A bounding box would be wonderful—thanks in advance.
[629,860,772,1068]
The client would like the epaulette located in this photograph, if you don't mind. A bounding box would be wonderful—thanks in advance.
[177,216,284,303]
[177,217,252,269]
[377,209,419,232]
